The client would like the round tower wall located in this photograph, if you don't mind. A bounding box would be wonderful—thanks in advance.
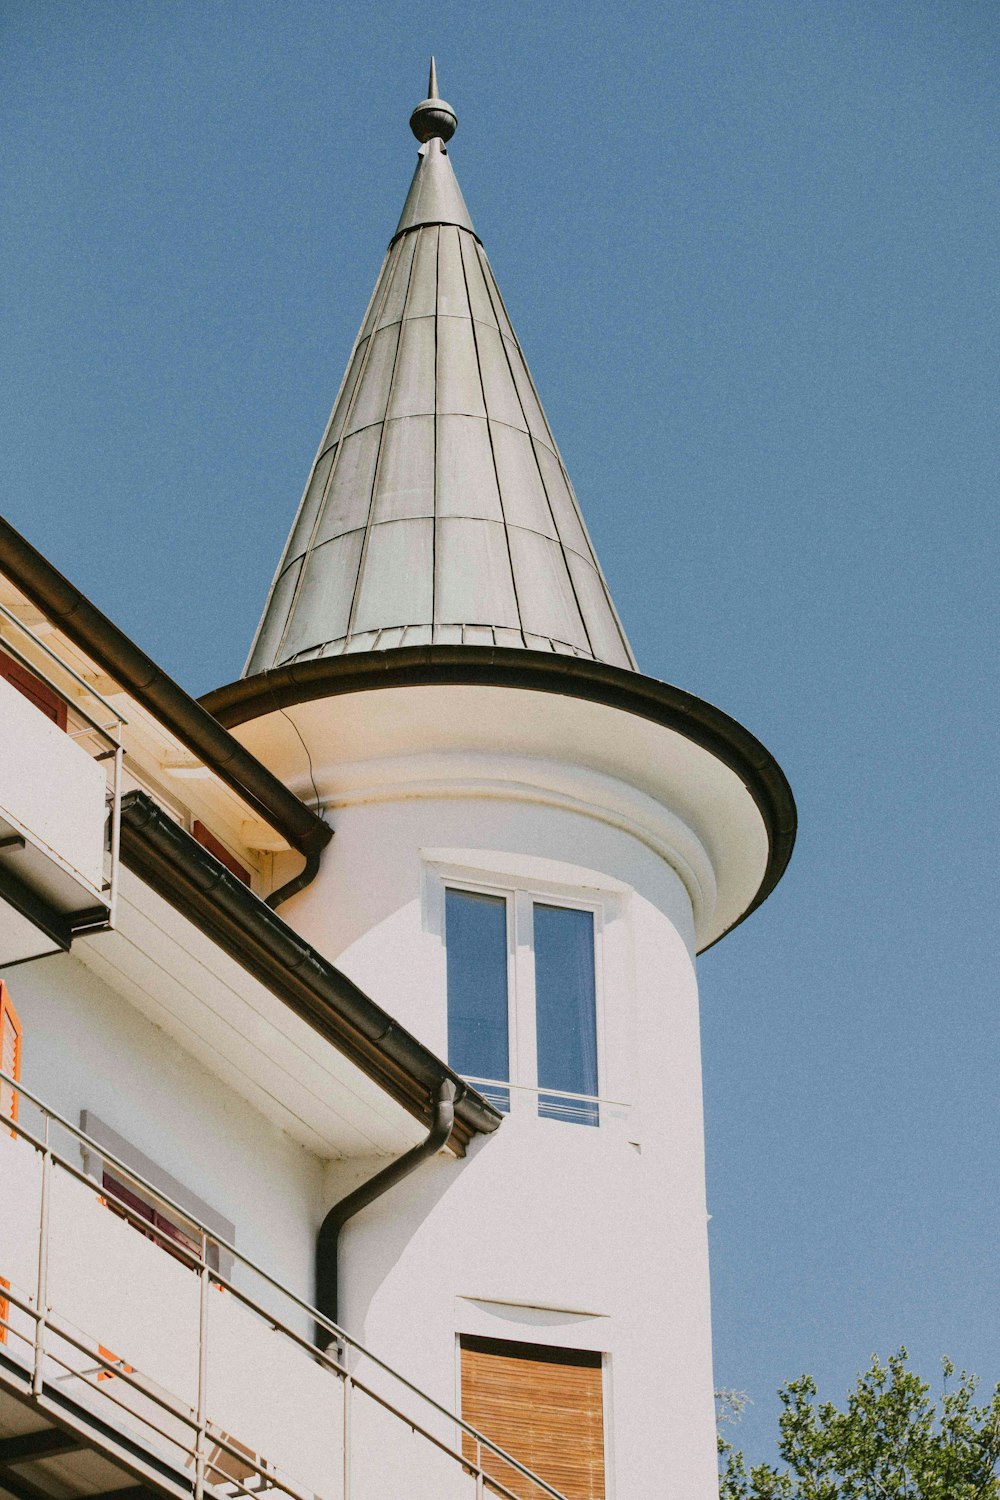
[287,788,719,1499]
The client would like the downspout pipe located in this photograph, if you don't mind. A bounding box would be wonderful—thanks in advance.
[315,1079,457,1348]
[265,845,323,910]
[118,791,502,1144]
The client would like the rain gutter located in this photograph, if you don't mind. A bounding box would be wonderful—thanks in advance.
[117,790,500,1150]
[0,516,331,862]
[201,644,798,949]
[315,1079,456,1345]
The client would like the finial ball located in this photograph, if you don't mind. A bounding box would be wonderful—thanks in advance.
[409,95,458,144]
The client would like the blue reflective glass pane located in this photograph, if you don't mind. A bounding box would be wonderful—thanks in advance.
[446,889,509,1111]
[534,904,598,1126]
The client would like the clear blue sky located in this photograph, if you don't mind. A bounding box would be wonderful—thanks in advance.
[3,0,997,1470]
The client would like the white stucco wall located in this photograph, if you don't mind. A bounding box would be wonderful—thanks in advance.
[287,788,720,1500]
[1,948,325,1303]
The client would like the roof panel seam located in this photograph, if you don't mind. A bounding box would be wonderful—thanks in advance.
[343,230,421,645]
[242,245,392,675]
[457,227,525,645]
[431,228,441,631]
[277,242,405,665]
[479,265,595,659]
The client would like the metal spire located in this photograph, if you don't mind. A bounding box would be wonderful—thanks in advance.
[243,70,636,677]
[408,56,457,144]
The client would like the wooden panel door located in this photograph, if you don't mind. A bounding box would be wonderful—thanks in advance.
[460,1335,605,1500]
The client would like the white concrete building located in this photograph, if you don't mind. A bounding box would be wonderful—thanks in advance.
[0,67,795,1500]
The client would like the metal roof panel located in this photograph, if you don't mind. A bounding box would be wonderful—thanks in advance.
[244,77,637,673]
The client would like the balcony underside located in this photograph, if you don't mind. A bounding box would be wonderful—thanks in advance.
[0,1360,187,1500]
[0,856,108,968]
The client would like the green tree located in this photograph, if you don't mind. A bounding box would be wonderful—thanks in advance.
[718,1349,1000,1499]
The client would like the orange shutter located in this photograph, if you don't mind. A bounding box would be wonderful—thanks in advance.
[0,982,22,1344]
[460,1335,605,1500]
[0,982,22,1125]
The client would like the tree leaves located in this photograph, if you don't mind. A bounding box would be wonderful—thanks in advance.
[719,1350,1000,1500]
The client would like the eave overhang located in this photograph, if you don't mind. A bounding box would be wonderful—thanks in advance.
[202,646,797,949]
[0,515,330,861]
[118,789,500,1149]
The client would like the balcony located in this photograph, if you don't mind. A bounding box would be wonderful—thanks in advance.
[0,603,123,965]
[0,1072,567,1500]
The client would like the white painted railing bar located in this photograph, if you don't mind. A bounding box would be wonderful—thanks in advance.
[31,1114,51,1397]
[0,600,128,730]
[464,1080,632,1128]
[0,601,125,928]
[2,1281,208,1448]
[463,1076,631,1110]
[1,1274,533,1500]
[0,1070,569,1500]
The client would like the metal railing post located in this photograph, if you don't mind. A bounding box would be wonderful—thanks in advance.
[2,1070,571,1500]
[107,742,124,927]
[32,1115,52,1396]
[194,1231,210,1500]
[342,1372,352,1500]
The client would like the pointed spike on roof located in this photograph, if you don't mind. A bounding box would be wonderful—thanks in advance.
[409,58,456,145]
[398,63,471,235]
[243,73,637,679]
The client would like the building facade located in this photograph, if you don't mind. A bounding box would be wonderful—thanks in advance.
[0,67,795,1500]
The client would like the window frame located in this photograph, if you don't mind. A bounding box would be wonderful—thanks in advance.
[444,883,517,1115]
[436,867,611,1125]
[80,1111,235,1277]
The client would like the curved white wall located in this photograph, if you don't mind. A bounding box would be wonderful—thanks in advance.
[284,784,719,1499]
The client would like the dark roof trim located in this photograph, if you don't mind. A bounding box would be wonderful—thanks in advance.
[118,790,501,1148]
[388,220,483,250]
[201,646,797,949]
[0,516,331,860]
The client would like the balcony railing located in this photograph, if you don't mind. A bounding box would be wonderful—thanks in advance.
[0,601,124,958]
[463,1077,632,1130]
[0,1070,568,1500]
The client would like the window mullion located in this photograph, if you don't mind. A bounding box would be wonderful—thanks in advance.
[513,890,537,1108]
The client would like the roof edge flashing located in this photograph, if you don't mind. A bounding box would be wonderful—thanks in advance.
[0,515,330,860]
[117,790,500,1145]
[200,646,797,950]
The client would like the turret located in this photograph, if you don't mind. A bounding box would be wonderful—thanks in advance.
[204,65,795,1500]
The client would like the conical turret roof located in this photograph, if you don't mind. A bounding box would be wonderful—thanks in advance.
[244,67,636,677]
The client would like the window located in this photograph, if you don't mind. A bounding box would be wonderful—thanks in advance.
[444,884,602,1126]
[102,1169,203,1265]
[445,889,510,1112]
[460,1334,605,1500]
[0,647,67,730]
[81,1113,235,1276]
[534,905,599,1126]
